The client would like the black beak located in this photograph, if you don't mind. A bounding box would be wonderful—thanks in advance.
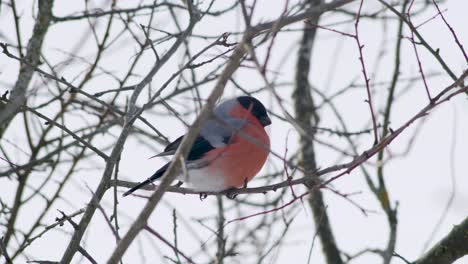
[260,115,272,127]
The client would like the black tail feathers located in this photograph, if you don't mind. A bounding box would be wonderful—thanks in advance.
[122,163,168,197]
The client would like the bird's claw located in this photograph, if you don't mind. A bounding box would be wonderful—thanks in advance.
[223,187,238,199]
[175,181,184,187]
[199,193,208,201]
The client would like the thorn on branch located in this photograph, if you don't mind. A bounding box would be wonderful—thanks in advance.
[216,32,235,47]
[58,210,79,230]
[0,43,9,55]
[55,216,65,227]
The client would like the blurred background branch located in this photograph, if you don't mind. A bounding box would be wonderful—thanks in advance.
[0,0,466,263]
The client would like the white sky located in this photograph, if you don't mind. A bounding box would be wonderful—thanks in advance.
[0,0,467,263]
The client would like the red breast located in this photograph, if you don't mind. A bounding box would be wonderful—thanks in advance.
[202,102,270,188]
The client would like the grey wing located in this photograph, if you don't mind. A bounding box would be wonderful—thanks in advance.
[150,117,245,159]
[200,117,245,147]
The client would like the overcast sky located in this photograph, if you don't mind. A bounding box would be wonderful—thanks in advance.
[0,0,467,263]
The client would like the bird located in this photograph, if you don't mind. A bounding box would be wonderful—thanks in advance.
[122,96,271,197]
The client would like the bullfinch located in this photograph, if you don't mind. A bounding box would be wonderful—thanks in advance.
[123,96,272,196]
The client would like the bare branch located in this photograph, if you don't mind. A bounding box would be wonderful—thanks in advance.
[414,216,468,264]
[0,0,54,138]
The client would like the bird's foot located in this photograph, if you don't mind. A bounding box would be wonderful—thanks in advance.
[174,181,184,187]
[199,193,208,201]
[223,187,239,199]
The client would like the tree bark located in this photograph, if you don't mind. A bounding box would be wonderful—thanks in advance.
[415,216,468,264]
[293,1,344,263]
[1,0,54,247]
[0,0,54,138]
